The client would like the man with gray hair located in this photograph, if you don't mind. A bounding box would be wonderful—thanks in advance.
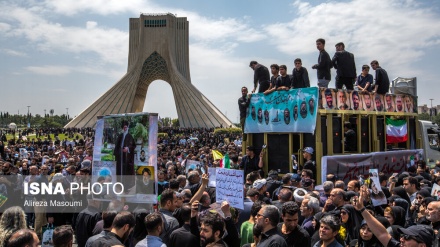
[255,205,288,247]
[313,214,343,247]
[301,197,320,236]
[320,181,334,206]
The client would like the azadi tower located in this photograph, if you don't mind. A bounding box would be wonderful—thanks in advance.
[65,13,233,128]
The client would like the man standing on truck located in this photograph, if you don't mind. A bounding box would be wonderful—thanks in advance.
[371,60,390,95]
[239,86,251,141]
[249,61,270,93]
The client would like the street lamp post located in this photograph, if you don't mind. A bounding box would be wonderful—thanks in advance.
[430,99,434,121]
[27,106,31,128]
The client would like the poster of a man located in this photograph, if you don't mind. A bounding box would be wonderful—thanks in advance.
[395,95,405,112]
[135,166,155,194]
[309,98,315,114]
[405,95,414,113]
[284,108,290,125]
[369,169,387,206]
[375,94,384,112]
[350,91,361,110]
[293,105,298,121]
[114,120,136,176]
[337,90,350,110]
[322,88,335,109]
[257,108,263,123]
[362,92,374,111]
[385,94,395,112]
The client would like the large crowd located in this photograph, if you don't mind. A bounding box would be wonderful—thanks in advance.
[0,38,430,247]
[0,126,439,247]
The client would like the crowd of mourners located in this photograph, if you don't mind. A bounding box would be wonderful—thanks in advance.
[1,126,440,247]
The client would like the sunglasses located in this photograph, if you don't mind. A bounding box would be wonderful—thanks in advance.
[340,211,348,215]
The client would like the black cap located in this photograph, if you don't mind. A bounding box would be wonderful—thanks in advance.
[398,225,433,247]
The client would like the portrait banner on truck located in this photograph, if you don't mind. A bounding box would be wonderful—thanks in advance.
[244,87,319,133]
[321,149,423,183]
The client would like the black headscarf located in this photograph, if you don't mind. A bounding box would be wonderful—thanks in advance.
[341,205,363,243]
[390,206,406,227]
[392,186,411,205]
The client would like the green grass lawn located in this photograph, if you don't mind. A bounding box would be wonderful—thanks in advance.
[5,133,84,142]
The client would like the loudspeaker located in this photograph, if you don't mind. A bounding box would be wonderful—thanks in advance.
[391,77,417,96]
[361,116,369,152]
[333,115,342,153]
[252,133,264,156]
[267,134,290,174]
[377,117,385,151]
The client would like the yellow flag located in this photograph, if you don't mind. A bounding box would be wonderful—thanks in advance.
[212,150,223,161]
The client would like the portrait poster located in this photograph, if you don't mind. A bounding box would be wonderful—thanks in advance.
[404,95,416,113]
[349,90,362,111]
[337,90,351,110]
[369,169,387,206]
[431,183,440,199]
[395,94,405,113]
[244,87,319,133]
[322,88,336,110]
[92,112,158,203]
[374,94,385,112]
[361,92,374,111]
[385,94,396,112]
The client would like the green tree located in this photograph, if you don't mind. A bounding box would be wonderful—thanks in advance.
[419,112,430,121]
[171,118,179,127]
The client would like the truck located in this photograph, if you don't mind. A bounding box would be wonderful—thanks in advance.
[245,88,438,184]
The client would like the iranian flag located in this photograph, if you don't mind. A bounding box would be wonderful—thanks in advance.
[219,153,230,169]
[386,118,408,143]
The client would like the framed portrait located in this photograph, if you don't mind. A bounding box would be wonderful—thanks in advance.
[385,94,396,112]
[374,94,385,112]
[337,90,350,110]
[349,90,362,111]
[361,92,374,111]
[321,88,336,110]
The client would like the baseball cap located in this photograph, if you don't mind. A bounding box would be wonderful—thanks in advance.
[303,147,314,154]
[253,179,267,190]
[398,225,433,247]
[290,173,301,182]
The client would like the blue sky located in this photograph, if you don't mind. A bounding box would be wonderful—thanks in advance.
[1,0,440,124]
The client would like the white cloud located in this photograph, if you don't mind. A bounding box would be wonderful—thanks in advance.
[1,48,27,57]
[0,22,11,32]
[43,0,150,16]
[264,0,440,73]
[86,21,98,29]
[26,65,71,76]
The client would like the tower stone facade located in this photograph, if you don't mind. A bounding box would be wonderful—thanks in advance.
[65,13,233,128]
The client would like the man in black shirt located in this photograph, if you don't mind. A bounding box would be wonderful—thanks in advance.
[238,86,251,141]
[344,122,357,152]
[89,211,135,247]
[265,65,291,95]
[75,195,102,247]
[312,38,332,88]
[371,60,390,95]
[332,42,356,90]
[278,202,310,247]
[239,146,264,182]
[169,203,199,247]
[255,205,288,247]
[292,58,310,89]
[250,61,270,93]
